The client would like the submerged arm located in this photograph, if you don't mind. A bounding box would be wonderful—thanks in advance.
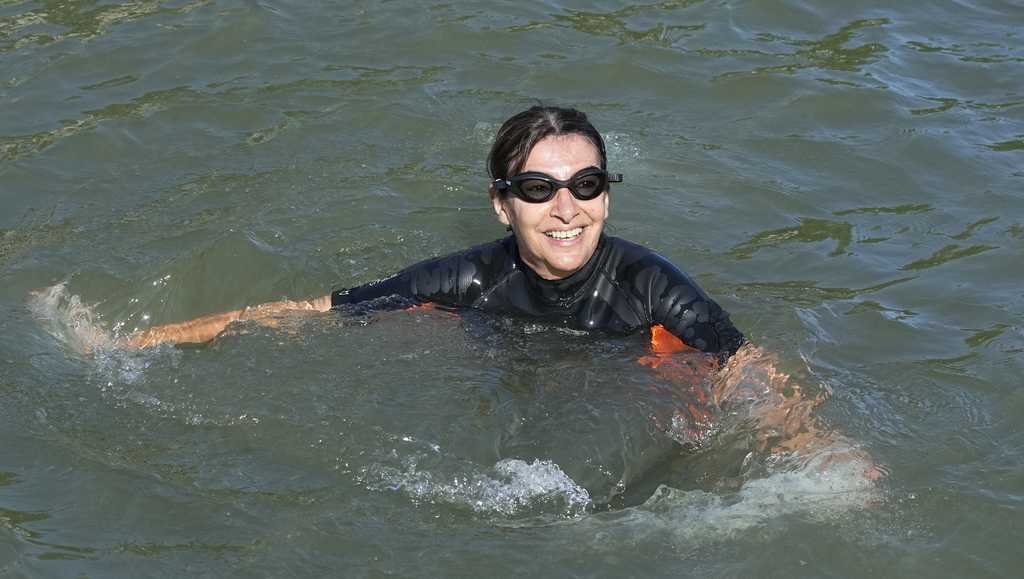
[637,251,879,477]
[709,343,882,478]
[121,295,332,348]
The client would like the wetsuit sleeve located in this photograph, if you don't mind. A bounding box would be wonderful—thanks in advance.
[330,249,487,310]
[331,269,420,309]
[637,254,746,358]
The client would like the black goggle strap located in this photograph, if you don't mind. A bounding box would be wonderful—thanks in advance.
[492,177,511,192]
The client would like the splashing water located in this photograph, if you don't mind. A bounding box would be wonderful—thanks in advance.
[26,284,883,533]
[27,283,115,355]
[363,453,592,518]
[658,451,879,538]
[567,449,881,552]
[27,282,170,388]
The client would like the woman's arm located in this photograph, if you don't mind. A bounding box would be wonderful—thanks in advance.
[121,295,332,348]
[121,243,482,350]
[641,326,881,479]
[710,343,883,478]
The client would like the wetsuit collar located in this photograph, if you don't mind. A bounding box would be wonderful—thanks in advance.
[512,233,608,307]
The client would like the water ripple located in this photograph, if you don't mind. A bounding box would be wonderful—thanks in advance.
[714,18,891,80]
[963,323,1012,348]
[730,217,853,259]
[0,0,212,52]
[899,244,998,271]
[986,138,1024,152]
[735,277,915,307]
[0,208,70,269]
[0,86,188,162]
[505,0,707,46]
[833,204,933,216]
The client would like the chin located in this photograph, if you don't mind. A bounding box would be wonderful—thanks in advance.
[544,249,591,277]
[520,228,602,279]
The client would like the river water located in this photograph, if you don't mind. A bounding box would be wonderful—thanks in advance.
[2,0,1023,577]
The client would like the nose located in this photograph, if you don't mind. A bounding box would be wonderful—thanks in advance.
[549,186,579,222]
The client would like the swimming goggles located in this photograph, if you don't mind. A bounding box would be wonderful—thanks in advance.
[492,167,623,203]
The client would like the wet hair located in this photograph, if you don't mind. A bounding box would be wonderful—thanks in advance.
[487,106,608,180]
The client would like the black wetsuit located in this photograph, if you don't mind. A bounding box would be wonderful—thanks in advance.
[331,235,745,358]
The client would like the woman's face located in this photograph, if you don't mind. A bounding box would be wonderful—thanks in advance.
[491,134,609,280]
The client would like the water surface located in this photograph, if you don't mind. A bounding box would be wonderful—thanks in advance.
[2,0,1023,577]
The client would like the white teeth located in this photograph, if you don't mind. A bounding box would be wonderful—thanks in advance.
[545,227,583,240]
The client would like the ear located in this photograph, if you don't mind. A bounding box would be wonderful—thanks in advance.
[602,190,610,218]
[490,184,512,227]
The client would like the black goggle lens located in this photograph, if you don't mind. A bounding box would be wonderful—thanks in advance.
[516,175,604,202]
[496,169,621,203]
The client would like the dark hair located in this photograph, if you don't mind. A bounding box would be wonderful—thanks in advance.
[487,106,608,180]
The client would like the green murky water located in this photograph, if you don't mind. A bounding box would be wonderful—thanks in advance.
[2,1,1023,577]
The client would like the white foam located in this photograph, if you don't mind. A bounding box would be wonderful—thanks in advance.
[364,456,592,518]
[574,450,882,550]
[27,282,167,387]
[28,282,114,355]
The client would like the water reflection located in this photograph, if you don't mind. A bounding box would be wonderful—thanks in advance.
[507,0,706,45]
[899,243,997,271]
[905,39,1024,64]
[0,209,70,268]
[832,204,932,216]
[963,323,1011,348]
[844,300,916,320]
[714,18,891,79]
[951,217,999,240]
[987,138,1024,152]
[0,503,100,563]
[0,87,187,162]
[0,60,452,163]
[0,0,211,51]
[729,217,853,259]
[0,506,47,536]
[910,97,960,116]
[735,277,914,307]
[111,541,253,557]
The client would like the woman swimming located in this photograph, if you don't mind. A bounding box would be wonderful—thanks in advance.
[125,106,744,357]
[115,105,880,479]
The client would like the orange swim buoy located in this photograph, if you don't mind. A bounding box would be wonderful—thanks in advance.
[639,325,720,446]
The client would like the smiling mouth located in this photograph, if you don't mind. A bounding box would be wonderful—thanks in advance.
[544,227,584,240]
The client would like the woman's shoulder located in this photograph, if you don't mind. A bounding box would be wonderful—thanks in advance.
[601,236,689,276]
[413,235,519,286]
[334,237,518,308]
[600,235,711,300]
